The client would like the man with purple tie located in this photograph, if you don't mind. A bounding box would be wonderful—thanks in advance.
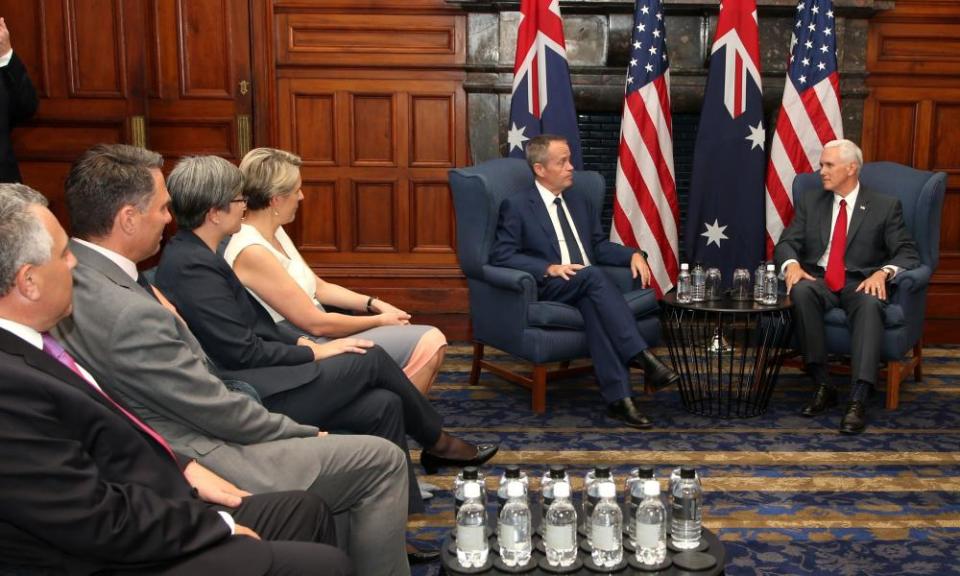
[0,183,351,575]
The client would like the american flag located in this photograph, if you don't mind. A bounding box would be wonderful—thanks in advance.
[765,0,843,255]
[610,0,679,297]
[685,0,766,283]
[507,0,583,169]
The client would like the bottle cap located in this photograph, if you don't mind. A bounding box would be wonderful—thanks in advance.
[553,482,570,498]
[598,482,616,499]
[506,480,525,498]
[767,263,776,271]
[463,482,481,499]
[462,466,479,480]
[681,263,689,270]
[504,465,521,479]
[549,464,567,479]
[594,465,611,478]
[680,466,697,479]
[643,480,660,497]
[636,466,655,479]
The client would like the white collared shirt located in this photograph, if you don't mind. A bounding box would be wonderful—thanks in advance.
[0,50,13,68]
[536,180,591,267]
[73,238,140,281]
[0,315,236,534]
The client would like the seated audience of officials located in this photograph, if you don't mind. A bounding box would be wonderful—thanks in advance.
[0,182,352,575]
[227,147,447,396]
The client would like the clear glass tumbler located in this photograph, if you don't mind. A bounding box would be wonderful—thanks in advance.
[705,268,722,301]
[731,268,751,301]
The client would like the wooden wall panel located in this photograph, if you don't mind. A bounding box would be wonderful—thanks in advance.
[352,180,398,252]
[66,0,127,97]
[410,179,455,253]
[864,0,960,342]
[297,180,339,251]
[410,95,455,167]
[351,95,396,166]
[177,0,234,98]
[292,94,336,165]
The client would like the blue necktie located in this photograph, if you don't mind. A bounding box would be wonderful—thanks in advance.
[553,197,584,265]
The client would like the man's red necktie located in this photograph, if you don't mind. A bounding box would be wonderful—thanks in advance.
[41,332,178,462]
[824,199,847,292]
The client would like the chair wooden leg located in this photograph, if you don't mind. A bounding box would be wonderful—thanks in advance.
[469,341,484,386]
[532,365,547,414]
[886,360,903,410]
[913,342,923,382]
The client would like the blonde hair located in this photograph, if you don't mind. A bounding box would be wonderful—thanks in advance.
[239,147,303,211]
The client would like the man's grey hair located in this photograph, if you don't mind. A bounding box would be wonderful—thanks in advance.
[524,134,568,172]
[0,184,52,297]
[824,139,863,172]
[239,147,302,211]
[65,144,164,240]
[166,155,243,231]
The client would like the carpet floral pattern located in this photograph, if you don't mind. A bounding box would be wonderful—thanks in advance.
[408,345,960,575]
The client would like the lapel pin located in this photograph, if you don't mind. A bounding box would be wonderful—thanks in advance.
[859,205,866,210]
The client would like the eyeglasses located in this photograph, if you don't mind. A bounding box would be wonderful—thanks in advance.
[230,197,247,204]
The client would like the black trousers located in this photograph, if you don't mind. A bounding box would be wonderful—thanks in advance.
[113,491,352,576]
[791,275,887,397]
[263,345,442,514]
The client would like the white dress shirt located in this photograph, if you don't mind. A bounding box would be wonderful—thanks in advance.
[536,180,591,267]
[0,49,13,68]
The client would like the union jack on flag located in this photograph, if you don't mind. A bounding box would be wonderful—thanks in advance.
[610,0,679,297]
[507,0,583,168]
[765,0,843,255]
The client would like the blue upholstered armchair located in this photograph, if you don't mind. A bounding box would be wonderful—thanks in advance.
[791,161,946,409]
[449,158,662,412]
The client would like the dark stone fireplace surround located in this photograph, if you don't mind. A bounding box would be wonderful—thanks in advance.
[446,0,893,234]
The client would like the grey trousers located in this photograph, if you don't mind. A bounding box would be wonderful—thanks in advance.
[197,434,411,576]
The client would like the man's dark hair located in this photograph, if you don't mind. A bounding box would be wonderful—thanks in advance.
[65,144,163,239]
[525,134,568,171]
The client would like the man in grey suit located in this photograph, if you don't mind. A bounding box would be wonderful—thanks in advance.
[775,139,920,434]
[52,144,413,576]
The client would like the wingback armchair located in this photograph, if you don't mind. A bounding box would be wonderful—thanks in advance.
[791,161,946,409]
[449,158,662,412]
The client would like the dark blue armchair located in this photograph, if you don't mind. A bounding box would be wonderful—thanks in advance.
[791,161,946,409]
[449,158,662,412]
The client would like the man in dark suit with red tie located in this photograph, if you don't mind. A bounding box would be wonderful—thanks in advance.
[490,134,678,428]
[0,182,352,575]
[775,139,920,434]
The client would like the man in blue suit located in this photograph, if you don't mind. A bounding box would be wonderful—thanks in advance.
[491,134,678,427]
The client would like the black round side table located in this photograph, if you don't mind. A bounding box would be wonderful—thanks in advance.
[660,293,793,418]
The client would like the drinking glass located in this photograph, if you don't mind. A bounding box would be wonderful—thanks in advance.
[731,268,751,301]
[705,268,722,301]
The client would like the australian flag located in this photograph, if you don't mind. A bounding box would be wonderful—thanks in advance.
[685,0,766,282]
[507,0,583,169]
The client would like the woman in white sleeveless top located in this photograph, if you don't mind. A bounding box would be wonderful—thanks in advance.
[225,148,446,395]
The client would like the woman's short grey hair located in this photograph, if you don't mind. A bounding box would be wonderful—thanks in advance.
[166,155,243,230]
[824,139,863,172]
[239,148,303,211]
[0,184,52,297]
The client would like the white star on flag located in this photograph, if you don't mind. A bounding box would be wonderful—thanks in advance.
[507,122,529,152]
[746,121,766,150]
[701,219,729,248]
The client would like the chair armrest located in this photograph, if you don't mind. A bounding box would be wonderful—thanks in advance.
[890,265,930,296]
[598,265,637,294]
[481,264,538,301]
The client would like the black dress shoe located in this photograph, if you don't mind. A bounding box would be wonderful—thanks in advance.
[839,401,867,435]
[420,443,499,474]
[636,349,680,390]
[800,384,838,417]
[606,398,653,429]
[407,546,441,564]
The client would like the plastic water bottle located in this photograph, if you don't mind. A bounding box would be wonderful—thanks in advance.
[583,466,614,544]
[456,482,488,567]
[676,263,692,303]
[543,481,578,567]
[691,263,706,302]
[625,465,655,543]
[754,262,766,301]
[497,465,528,517]
[670,466,702,550]
[634,480,667,566]
[454,466,485,519]
[540,465,569,527]
[590,482,623,567]
[762,264,779,305]
[498,481,532,567]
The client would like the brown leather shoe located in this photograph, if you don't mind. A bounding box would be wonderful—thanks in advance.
[607,398,654,429]
[800,384,838,417]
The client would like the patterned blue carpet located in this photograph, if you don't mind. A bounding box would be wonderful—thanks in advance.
[409,344,960,575]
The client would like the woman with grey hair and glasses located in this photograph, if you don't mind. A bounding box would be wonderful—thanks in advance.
[223,148,447,397]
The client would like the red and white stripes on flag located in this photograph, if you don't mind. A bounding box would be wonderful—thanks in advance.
[765,0,843,255]
[610,0,679,298]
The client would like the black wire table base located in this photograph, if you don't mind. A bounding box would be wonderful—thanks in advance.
[661,294,793,419]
